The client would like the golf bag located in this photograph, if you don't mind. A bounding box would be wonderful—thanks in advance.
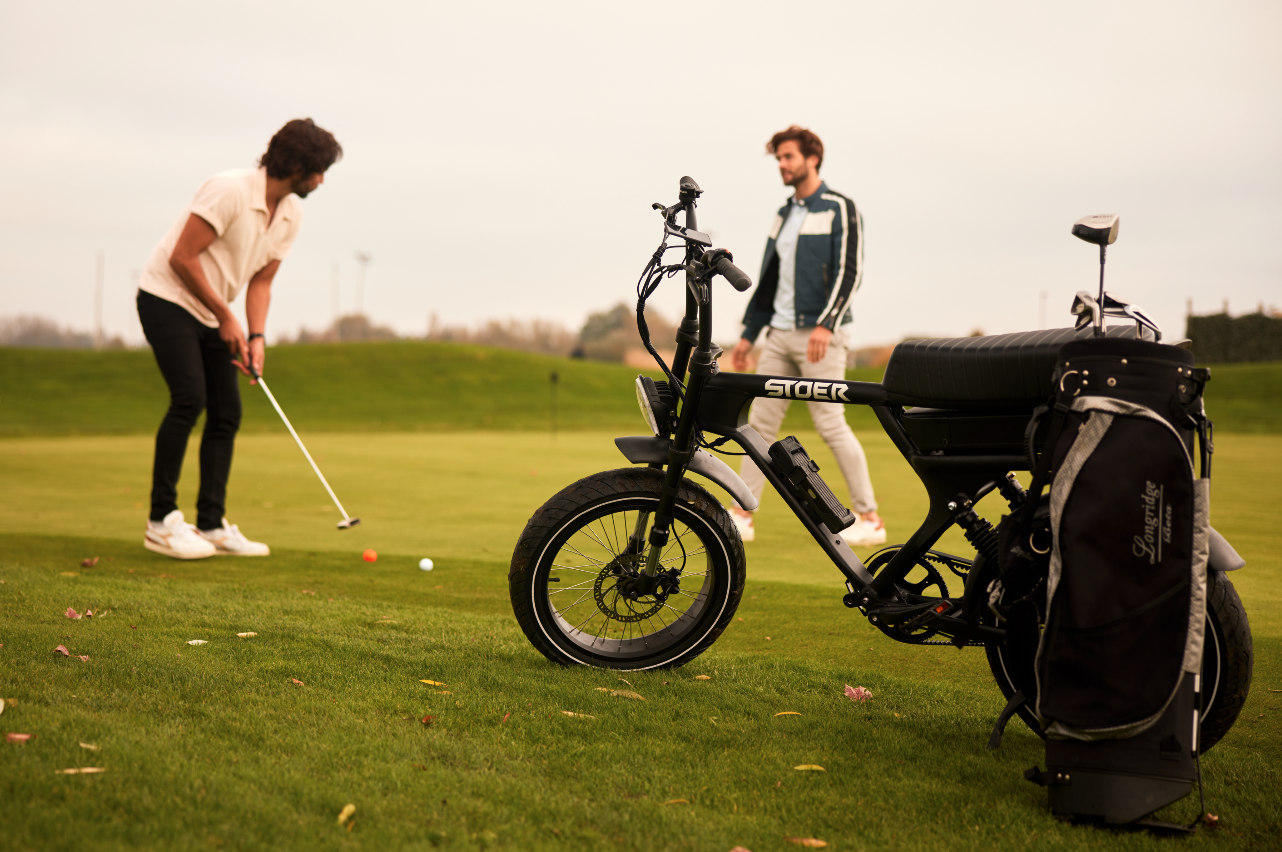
[1005,337,1213,827]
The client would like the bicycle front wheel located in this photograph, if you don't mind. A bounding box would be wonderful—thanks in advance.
[509,468,745,670]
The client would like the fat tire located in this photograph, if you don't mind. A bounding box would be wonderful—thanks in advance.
[984,569,1252,754]
[509,467,745,670]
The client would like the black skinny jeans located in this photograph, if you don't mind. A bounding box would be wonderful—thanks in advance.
[137,290,242,530]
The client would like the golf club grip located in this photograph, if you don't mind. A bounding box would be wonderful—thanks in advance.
[716,257,753,292]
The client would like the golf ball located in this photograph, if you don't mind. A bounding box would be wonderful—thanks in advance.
[419,558,434,571]
[363,549,378,563]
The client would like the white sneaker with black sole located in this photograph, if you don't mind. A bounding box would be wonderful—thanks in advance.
[840,516,887,547]
[144,509,217,560]
[730,510,755,543]
[198,519,270,556]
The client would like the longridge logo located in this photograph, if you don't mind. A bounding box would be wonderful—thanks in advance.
[764,379,851,402]
[1133,480,1173,564]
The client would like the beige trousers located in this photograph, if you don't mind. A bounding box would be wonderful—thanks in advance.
[738,327,877,514]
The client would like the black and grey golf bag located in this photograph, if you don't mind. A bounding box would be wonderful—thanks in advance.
[1002,337,1213,828]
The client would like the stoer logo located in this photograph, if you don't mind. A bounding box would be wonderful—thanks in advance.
[764,379,851,402]
[1133,480,1173,564]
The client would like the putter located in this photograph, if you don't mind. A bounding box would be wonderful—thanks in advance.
[249,367,360,530]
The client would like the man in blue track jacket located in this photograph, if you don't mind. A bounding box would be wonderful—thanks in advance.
[728,125,884,546]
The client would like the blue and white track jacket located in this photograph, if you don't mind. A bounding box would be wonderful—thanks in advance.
[740,182,864,343]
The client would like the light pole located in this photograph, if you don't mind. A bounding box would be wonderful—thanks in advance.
[354,252,372,316]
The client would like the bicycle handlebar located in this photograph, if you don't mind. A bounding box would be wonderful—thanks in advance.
[715,256,753,292]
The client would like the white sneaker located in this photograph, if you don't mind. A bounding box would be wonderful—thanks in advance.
[730,510,755,543]
[840,516,887,547]
[144,510,217,560]
[198,519,270,556]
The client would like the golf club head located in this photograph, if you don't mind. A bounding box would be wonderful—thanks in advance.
[337,517,361,530]
[1072,214,1120,246]
[1071,290,1101,331]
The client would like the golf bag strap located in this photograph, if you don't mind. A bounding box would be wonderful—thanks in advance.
[988,689,1027,751]
[1017,400,1070,526]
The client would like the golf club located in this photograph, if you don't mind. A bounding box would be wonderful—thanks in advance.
[249,366,360,530]
[1071,213,1120,338]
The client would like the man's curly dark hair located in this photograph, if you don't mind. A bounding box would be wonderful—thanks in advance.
[259,119,342,179]
[767,125,824,170]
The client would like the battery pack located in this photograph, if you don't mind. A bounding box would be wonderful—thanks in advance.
[768,436,856,532]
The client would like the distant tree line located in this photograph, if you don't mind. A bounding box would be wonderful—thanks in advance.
[1186,310,1282,363]
[0,316,125,349]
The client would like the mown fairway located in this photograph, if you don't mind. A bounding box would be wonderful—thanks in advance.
[1,345,1279,851]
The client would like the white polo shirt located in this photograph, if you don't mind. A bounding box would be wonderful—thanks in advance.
[138,167,302,327]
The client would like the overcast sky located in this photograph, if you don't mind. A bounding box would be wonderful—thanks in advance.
[1,1,1278,347]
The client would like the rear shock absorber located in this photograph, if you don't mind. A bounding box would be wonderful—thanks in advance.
[949,493,1000,565]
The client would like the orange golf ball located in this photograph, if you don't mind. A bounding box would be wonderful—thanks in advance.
[363,549,377,563]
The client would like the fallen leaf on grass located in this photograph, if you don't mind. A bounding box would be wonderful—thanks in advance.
[236,632,257,638]
[79,742,100,751]
[501,712,511,724]
[302,590,317,595]
[617,677,634,688]
[80,557,99,567]
[773,712,802,717]
[435,690,452,695]
[77,655,90,662]
[785,838,827,848]
[793,765,826,772]
[54,645,70,657]
[611,690,646,701]
[694,675,711,681]
[561,711,595,719]
[765,636,772,640]
[56,767,106,775]
[65,607,82,619]
[662,799,689,805]
[844,685,873,702]
[1205,814,1219,829]
[729,847,754,852]
[337,803,356,826]
[1269,689,1281,693]
[130,625,137,630]
[419,680,448,687]
[290,678,305,686]
[421,716,436,726]
[893,713,901,718]
[7,733,32,743]
[594,687,610,693]
[187,640,208,645]
[411,763,429,771]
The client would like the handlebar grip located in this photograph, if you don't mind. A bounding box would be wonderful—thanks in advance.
[716,257,753,292]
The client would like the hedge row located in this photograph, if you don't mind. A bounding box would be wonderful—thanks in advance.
[1185,313,1282,363]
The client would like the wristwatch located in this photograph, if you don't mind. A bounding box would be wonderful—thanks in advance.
[248,333,265,342]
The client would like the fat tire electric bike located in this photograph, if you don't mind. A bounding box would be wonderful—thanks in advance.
[509,177,1252,752]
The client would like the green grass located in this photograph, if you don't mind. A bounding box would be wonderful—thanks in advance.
[2,426,1280,850]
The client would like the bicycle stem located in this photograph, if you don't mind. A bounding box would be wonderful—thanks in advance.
[644,192,712,575]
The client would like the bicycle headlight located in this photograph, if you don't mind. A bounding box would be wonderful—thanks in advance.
[635,375,675,436]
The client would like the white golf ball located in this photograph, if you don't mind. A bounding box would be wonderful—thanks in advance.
[419,558,434,571]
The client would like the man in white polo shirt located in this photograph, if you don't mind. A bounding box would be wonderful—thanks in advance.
[136,118,341,559]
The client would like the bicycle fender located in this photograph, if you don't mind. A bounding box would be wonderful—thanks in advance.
[1208,526,1245,571]
[614,436,760,512]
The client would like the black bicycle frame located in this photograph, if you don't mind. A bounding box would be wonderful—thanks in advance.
[647,280,1021,642]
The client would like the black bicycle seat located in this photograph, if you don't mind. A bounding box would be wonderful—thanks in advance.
[883,326,1140,409]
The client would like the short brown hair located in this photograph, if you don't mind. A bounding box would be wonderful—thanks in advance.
[766,125,824,170]
[260,119,343,179]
